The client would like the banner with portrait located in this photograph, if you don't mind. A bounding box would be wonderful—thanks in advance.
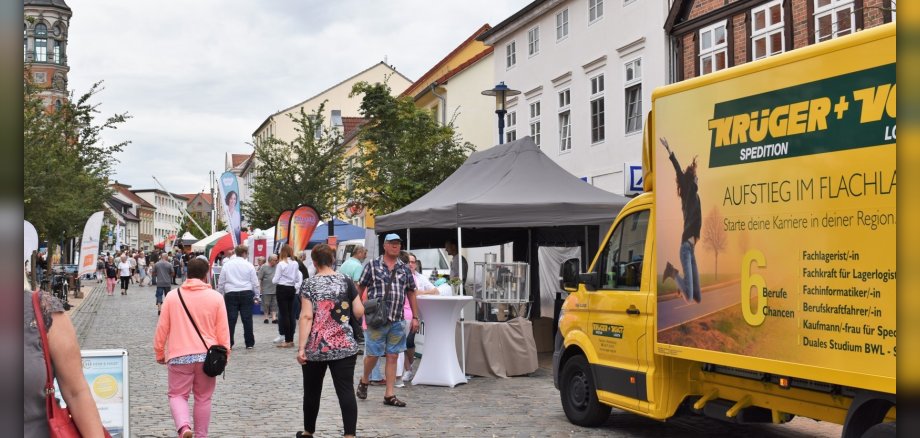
[217,171,242,247]
[289,204,320,254]
[274,209,293,253]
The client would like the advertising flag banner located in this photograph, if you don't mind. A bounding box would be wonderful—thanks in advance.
[274,209,293,253]
[289,205,320,254]
[113,223,123,252]
[217,171,243,247]
[653,34,895,393]
[78,212,105,277]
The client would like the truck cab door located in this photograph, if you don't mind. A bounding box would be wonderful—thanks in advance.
[587,208,651,410]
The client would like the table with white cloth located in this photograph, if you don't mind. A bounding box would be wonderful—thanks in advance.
[412,295,473,387]
[461,317,538,378]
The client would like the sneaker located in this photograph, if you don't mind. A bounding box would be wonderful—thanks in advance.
[663,262,678,284]
[402,369,414,382]
[246,346,254,350]
[273,335,284,343]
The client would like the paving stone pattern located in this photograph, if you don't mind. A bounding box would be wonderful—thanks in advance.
[76,282,842,437]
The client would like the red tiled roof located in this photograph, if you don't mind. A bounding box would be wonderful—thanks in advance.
[434,46,494,85]
[400,24,492,98]
[111,183,155,209]
[231,153,250,169]
[342,117,369,139]
[180,192,214,206]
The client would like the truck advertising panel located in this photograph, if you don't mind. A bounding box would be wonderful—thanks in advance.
[654,31,895,392]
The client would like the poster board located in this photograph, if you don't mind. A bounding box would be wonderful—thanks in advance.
[56,349,130,437]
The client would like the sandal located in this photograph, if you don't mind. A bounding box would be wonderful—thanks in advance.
[356,381,368,400]
[383,395,407,407]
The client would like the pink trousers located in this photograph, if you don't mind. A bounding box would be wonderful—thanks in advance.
[106,277,117,294]
[167,362,216,437]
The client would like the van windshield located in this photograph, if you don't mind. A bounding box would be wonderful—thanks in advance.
[413,248,448,272]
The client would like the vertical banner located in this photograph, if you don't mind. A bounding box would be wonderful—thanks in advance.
[273,209,293,253]
[289,204,320,254]
[253,239,267,261]
[217,171,242,247]
[78,211,105,277]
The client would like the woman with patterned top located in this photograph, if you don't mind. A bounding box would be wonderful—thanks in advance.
[154,258,230,438]
[295,244,364,438]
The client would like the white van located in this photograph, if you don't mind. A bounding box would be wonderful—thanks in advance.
[337,238,450,280]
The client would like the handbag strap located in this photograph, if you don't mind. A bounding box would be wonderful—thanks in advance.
[31,291,58,410]
[176,287,210,350]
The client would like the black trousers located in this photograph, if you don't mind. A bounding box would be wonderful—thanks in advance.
[302,354,358,436]
[120,276,130,290]
[276,285,297,343]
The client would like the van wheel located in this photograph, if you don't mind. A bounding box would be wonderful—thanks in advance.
[861,422,895,438]
[560,355,611,426]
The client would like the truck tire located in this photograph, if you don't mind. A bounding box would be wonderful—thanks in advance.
[860,422,895,438]
[560,355,611,426]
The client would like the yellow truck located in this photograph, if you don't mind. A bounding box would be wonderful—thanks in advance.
[553,23,895,438]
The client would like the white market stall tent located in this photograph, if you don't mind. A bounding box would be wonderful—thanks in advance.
[191,231,227,254]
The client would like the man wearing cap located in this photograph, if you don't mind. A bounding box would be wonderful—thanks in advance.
[355,233,419,407]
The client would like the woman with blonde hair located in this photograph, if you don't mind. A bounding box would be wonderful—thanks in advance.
[272,244,302,348]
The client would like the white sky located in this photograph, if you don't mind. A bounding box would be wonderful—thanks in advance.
[67,0,529,194]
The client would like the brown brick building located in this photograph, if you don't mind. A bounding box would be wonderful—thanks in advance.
[665,0,894,81]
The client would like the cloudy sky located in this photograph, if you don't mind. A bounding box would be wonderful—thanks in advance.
[67,0,529,195]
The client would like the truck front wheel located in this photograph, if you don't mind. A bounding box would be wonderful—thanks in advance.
[560,355,611,426]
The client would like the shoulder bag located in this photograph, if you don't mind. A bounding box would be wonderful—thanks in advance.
[363,268,398,329]
[177,288,229,377]
[32,291,113,438]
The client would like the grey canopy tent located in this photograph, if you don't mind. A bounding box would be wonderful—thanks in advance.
[375,136,630,315]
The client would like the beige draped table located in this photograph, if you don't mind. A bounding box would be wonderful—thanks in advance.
[460,317,538,378]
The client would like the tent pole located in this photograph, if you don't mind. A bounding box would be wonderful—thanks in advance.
[457,226,467,378]
[406,229,411,251]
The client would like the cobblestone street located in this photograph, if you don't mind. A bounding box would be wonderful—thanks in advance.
[73,282,843,437]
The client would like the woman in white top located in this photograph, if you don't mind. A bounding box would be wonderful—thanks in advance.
[117,255,132,295]
[272,244,303,348]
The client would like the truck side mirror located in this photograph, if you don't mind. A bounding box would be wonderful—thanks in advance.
[559,258,579,292]
[578,272,598,291]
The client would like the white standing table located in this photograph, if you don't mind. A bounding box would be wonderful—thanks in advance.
[411,295,473,387]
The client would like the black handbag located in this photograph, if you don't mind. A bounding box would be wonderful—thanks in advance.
[177,287,228,377]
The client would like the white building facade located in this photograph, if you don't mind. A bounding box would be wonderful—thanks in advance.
[133,189,187,244]
[479,0,670,194]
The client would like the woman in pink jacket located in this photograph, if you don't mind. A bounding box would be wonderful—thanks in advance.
[154,258,230,438]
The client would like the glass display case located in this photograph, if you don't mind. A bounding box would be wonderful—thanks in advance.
[471,254,530,322]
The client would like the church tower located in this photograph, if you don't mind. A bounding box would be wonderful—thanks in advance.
[24,0,72,110]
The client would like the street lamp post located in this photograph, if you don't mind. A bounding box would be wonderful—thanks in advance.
[482,82,521,145]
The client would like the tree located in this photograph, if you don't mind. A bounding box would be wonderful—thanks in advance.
[345,81,474,215]
[24,75,130,260]
[702,206,728,281]
[176,213,207,240]
[244,103,346,229]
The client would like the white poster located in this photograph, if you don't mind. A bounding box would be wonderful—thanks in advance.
[55,349,130,437]
[78,211,104,277]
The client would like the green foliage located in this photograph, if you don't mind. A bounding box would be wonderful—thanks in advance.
[177,213,208,240]
[24,74,130,256]
[346,81,474,215]
[244,103,346,229]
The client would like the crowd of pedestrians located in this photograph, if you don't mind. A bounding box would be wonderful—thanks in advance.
[87,238,443,436]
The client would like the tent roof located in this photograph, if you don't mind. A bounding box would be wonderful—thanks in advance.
[310,219,366,243]
[376,137,629,232]
[191,231,227,252]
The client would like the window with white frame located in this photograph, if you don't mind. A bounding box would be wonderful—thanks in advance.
[589,74,605,143]
[752,0,784,60]
[558,89,571,152]
[528,27,540,56]
[699,21,727,75]
[34,23,47,62]
[556,9,569,40]
[529,101,541,146]
[624,58,642,134]
[506,111,517,142]
[506,41,517,68]
[589,0,604,22]
[815,0,854,42]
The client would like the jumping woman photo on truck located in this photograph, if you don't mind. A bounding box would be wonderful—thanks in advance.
[660,137,702,304]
